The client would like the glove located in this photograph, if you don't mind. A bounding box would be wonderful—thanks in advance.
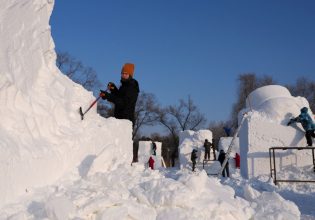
[99,90,107,98]
[107,82,117,92]
[287,119,294,126]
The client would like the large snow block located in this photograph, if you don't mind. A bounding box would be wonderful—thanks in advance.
[240,117,311,179]
[179,130,213,169]
[0,0,133,208]
[138,141,163,169]
[218,137,239,157]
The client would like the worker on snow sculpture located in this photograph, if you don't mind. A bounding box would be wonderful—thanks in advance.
[191,149,198,172]
[218,149,230,177]
[287,107,315,146]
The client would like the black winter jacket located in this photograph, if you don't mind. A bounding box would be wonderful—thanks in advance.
[218,151,228,164]
[191,151,198,162]
[104,78,139,126]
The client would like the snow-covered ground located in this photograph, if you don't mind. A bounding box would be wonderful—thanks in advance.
[2,162,315,219]
[1,0,315,219]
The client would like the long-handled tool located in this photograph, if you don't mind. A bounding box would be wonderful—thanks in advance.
[79,96,101,120]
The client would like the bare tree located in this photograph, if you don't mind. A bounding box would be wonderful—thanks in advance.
[287,77,315,112]
[155,96,207,147]
[97,91,160,139]
[208,120,232,150]
[97,101,114,118]
[168,96,206,131]
[56,51,102,92]
[155,107,179,146]
[230,73,276,128]
[133,92,160,139]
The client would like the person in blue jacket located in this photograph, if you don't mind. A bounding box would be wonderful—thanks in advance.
[287,107,315,146]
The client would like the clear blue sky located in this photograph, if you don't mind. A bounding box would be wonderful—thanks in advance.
[50,0,315,124]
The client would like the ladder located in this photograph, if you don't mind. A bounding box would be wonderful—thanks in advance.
[217,113,248,176]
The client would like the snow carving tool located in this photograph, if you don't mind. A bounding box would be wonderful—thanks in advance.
[217,112,248,177]
[79,89,108,120]
[79,96,101,120]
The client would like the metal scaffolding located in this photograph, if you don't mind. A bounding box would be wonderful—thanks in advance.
[269,147,315,185]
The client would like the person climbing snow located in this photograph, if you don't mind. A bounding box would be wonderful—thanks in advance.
[100,63,140,162]
[287,107,315,146]
[191,149,198,172]
[218,149,230,177]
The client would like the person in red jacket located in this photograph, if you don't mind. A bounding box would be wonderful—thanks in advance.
[235,153,240,169]
[148,156,155,170]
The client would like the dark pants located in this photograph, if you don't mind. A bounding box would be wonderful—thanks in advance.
[171,157,175,167]
[306,130,315,146]
[220,162,230,177]
[132,141,139,162]
[204,150,210,160]
[192,161,196,171]
[212,147,216,160]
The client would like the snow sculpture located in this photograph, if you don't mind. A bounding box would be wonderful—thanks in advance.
[239,85,314,178]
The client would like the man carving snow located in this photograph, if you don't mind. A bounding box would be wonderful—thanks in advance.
[100,63,140,162]
[100,63,139,126]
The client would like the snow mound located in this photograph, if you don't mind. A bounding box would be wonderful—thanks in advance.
[0,166,255,220]
[218,137,239,155]
[240,85,313,178]
[179,130,213,168]
[0,0,132,207]
[244,85,311,125]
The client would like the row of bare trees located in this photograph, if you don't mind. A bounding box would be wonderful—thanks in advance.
[56,52,207,163]
[98,93,206,146]
[56,52,315,164]
[229,73,315,129]
[57,52,103,92]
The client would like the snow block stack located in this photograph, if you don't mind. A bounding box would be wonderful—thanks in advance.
[218,137,240,156]
[138,141,164,169]
[178,130,213,169]
[0,0,132,208]
[218,137,240,168]
[239,85,314,178]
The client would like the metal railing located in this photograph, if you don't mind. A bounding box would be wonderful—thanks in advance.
[269,147,315,185]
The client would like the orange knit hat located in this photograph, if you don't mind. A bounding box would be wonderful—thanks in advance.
[121,63,135,77]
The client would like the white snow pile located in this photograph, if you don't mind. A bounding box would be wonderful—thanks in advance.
[138,141,164,169]
[242,85,312,124]
[0,0,132,207]
[0,0,307,219]
[178,130,213,168]
[239,85,314,178]
[1,166,257,220]
[218,137,239,156]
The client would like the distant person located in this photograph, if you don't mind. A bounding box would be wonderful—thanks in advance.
[287,107,315,146]
[100,63,140,162]
[148,156,155,170]
[218,149,230,177]
[203,139,211,160]
[235,153,240,169]
[191,149,198,172]
[223,127,232,137]
[211,138,217,159]
[151,141,157,156]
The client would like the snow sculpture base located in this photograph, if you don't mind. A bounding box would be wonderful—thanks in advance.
[138,141,164,169]
[240,117,312,179]
[178,130,213,169]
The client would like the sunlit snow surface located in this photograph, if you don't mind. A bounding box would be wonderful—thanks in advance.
[0,0,314,219]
